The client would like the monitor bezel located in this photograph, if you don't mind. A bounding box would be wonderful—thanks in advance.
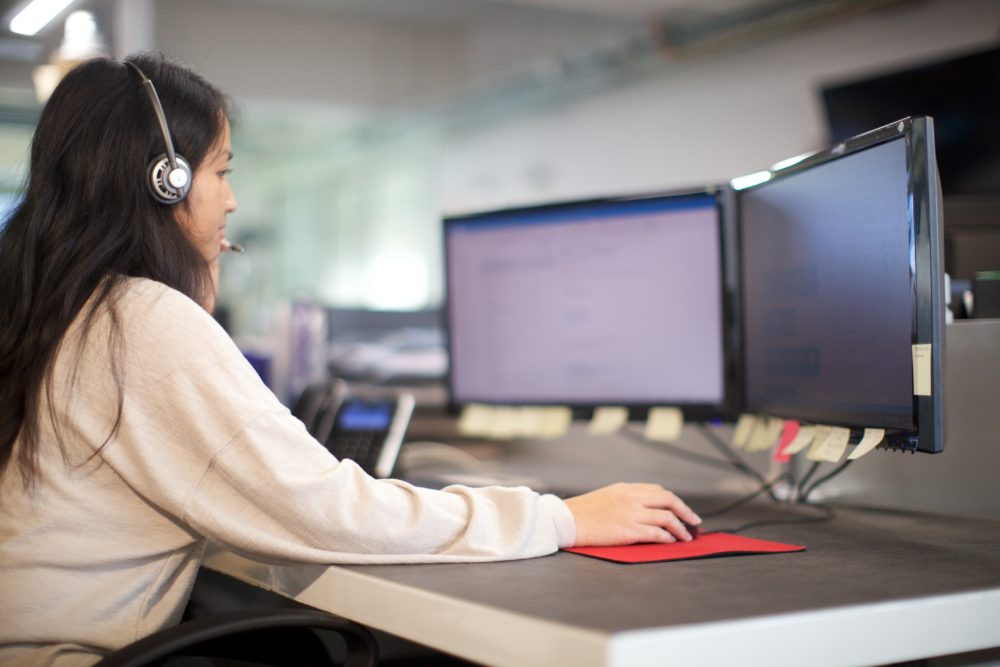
[735,116,945,453]
[442,187,739,423]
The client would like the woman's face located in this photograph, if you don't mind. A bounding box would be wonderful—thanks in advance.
[174,117,237,262]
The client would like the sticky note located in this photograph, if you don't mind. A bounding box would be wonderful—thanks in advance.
[457,404,496,438]
[588,406,628,434]
[645,407,684,442]
[515,407,549,439]
[848,428,885,460]
[782,425,815,455]
[773,420,799,462]
[489,406,522,440]
[732,414,758,449]
[912,344,932,396]
[807,426,850,462]
[747,417,783,452]
[539,407,572,439]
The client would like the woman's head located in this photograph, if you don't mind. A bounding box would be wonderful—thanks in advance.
[0,53,234,486]
[24,53,233,292]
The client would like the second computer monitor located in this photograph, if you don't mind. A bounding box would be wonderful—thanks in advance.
[444,190,731,419]
[737,116,944,452]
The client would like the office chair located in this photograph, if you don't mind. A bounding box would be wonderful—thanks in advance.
[95,608,379,667]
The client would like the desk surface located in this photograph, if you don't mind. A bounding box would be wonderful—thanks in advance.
[204,500,1000,667]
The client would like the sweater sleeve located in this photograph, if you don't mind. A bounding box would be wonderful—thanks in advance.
[94,279,575,564]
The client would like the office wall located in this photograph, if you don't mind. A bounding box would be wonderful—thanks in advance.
[152,0,630,111]
[149,0,632,314]
[439,0,1000,213]
[143,0,1000,315]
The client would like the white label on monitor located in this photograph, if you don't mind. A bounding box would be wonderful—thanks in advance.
[912,343,932,396]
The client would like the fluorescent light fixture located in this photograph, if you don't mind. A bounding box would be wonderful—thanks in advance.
[10,0,77,36]
[730,170,773,190]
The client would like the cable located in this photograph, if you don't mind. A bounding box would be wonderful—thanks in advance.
[799,459,854,504]
[618,427,741,473]
[795,461,822,500]
[698,472,792,519]
[710,501,836,535]
[619,423,780,502]
[696,424,781,502]
[706,459,855,533]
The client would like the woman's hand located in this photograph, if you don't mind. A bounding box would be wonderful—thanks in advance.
[564,483,701,546]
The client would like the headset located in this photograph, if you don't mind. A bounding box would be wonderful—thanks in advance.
[124,60,192,205]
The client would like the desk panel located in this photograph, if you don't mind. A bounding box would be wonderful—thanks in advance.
[205,503,1000,666]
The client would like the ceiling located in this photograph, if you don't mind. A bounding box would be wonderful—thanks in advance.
[0,0,911,130]
[0,0,780,47]
[205,0,777,23]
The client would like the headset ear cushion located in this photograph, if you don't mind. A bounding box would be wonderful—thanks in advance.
[147,153,192,205]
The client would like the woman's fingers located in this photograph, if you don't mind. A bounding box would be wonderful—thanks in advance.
[564,483,701,547]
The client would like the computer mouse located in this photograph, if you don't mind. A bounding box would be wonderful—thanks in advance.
[681,520,700,540]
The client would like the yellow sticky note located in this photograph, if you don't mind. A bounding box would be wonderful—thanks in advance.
[807,426,850,462]
[457,404,496,438]
[782,425,816,455]
[588,406,628,434]
[912,344,932,396]
[747,417,784,452]
[515,407,548,439]
[539,407,573,439]
[732,414,758,449]
[848,428,885,460]
[490,406,525,440]
[645,407,684,443]
[804,425,832,460]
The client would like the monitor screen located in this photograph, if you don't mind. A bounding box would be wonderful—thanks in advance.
[444,190,730,419]
[737,116,945,453]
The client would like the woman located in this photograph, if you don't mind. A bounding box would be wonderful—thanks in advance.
[0,53,700,665]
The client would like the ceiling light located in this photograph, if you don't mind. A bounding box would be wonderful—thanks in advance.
[10,0,78,36]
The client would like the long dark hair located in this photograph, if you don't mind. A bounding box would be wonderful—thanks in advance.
[0,53,230,487]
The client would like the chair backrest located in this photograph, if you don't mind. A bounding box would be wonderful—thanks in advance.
[95,608,378,667]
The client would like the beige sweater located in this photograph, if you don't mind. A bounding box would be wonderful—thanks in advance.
[0,278,575,666]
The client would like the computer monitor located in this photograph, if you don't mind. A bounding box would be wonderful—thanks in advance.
[736,116,945,453]
[444,189,733,420]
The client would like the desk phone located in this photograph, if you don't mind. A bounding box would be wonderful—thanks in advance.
[324,394,414,478]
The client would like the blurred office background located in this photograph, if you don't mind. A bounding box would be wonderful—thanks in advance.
[0,0,998,399]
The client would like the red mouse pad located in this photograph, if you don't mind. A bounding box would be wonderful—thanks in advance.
[564,532,806,564]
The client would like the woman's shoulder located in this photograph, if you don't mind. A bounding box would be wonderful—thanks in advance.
[118,275,201,310]
[117,276,213,325]
[114,276,234,360]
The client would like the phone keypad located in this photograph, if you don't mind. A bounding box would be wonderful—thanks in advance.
[327,430,384,474]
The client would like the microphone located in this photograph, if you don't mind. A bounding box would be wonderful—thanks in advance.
[222,239,245,253]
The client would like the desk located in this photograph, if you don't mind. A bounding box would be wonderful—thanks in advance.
[204,500,1000,667]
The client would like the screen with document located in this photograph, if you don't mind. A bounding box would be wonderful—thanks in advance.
[444,190,730,419]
